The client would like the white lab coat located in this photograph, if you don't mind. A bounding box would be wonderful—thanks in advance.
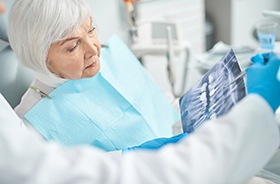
[0,94,279,184]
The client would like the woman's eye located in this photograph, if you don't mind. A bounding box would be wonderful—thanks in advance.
[68,42,79,52]
[89,27,96,35]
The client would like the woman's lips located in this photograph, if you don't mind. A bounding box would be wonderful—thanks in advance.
[85,58,99,69]
[86,63,95,69]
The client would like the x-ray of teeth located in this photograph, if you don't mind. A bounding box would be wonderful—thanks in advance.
[179,49,246,133]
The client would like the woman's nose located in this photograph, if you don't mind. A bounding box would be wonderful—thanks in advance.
[84,38,98,59]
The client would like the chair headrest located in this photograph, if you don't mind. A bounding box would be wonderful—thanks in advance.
[0,0,13,43]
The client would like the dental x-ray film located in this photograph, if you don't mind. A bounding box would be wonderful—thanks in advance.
[179,49,246,133]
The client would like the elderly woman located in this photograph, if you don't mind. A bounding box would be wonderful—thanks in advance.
[8,0,183,151]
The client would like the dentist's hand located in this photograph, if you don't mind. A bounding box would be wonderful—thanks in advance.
[122,133,187,154]
[246,53,280,112]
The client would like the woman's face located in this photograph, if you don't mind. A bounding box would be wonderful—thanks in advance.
[47,17,101,80]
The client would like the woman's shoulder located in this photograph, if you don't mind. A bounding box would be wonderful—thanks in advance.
[14,79,54,119]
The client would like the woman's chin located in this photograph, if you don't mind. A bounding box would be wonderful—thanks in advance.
[82,67,100,78]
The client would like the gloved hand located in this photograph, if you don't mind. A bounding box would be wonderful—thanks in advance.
[246,52,280,112]
[122,133,187,154]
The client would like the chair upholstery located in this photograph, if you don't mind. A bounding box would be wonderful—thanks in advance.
[0,0,12,43]
[0,45,34,108]
[0,0,34,108]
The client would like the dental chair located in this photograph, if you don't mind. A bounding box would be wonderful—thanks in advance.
[0,0,34,108]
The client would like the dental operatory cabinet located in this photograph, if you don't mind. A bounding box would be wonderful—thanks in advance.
[91,0,280,98]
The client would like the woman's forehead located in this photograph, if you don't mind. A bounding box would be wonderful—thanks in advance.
[78,17,92,30]
[56,16,92,43]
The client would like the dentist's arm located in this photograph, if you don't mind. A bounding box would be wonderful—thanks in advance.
[0,94,278,184]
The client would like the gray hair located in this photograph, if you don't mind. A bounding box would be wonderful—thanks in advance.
[7,0,91,74]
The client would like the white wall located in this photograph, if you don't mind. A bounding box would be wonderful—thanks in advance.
[86,0,130,44]
[205,0,231,44]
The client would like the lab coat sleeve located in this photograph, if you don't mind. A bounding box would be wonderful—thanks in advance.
[120,94,280,184]
[0,94,279,184]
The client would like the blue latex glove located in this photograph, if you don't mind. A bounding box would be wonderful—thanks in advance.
[122,133,187,154]
[246,52,280,112]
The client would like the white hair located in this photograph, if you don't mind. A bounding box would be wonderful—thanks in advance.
[7,0,92,86]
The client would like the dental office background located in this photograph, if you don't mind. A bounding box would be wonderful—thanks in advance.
[2,0,280,99]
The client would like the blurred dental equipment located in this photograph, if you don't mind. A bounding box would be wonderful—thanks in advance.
[123,0,139,40]
[166,26,176,95]
[130,19,190,97]
[262,12,280,65]
[121,0,191,98]
[196,42,255,74]
[263,10,280,19]
[255,19,278,53]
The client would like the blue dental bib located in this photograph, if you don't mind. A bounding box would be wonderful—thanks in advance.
[25,35,180,151]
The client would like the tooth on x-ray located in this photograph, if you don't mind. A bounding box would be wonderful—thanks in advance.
[209,87,217,97]
[200,91,207,102]
[179,49,246,134]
